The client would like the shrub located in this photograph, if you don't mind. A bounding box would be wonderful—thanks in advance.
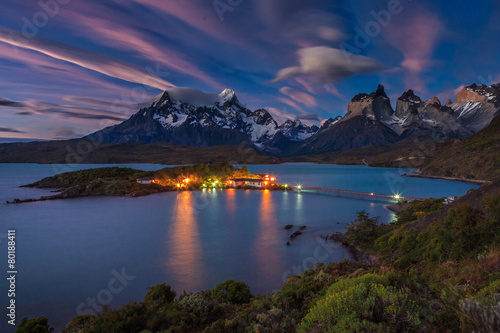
[15,317,51,333]
[298,274,422,333]
[144,283,176,305]
[459,298,500,332]
[62,315,96,333]
[211,280,252,304]
[345,210,380,246]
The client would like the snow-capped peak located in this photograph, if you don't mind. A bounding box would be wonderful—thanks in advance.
[219,88,238,104]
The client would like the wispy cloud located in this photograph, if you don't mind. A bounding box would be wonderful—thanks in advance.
[0,127,25,133]
[57,3,223,90]
[0,98,24,107]
[271,46,384,83]
[0,27,175,90]
[384,13,444,92]
[279,87,317,107]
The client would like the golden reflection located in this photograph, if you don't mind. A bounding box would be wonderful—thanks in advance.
[294,192,304,224]
[226,188,236,216]
[165,191,204,287]
[254,190,282,278]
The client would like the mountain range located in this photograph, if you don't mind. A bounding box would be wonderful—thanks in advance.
[84,83,500,156]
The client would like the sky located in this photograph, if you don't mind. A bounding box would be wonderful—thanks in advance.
[0,0,499,140]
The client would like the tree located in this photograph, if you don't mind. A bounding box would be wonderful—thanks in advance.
[211,279,253,304]
[15,317,51,333]
[144,283,177,306]
[345,210,381,244]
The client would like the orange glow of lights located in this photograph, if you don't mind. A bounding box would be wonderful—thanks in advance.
[270,177,275,181]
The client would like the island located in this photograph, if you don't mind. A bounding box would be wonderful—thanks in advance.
[8,163,289,204]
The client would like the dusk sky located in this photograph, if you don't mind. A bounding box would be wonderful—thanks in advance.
[0,0,499,140]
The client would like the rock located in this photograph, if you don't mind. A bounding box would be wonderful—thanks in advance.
[395,90,422,119]
[298,225,307,231]
[425,97,441,106]
[284,224,294,230]
[324,232,347,243]
[289,230,303,240]
[345,84,393,123]
[445,99,453,105]
[286,241,291,246]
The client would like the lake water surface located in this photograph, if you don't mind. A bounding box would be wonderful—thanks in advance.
[0,163,479,331]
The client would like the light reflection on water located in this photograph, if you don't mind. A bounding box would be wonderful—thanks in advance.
[165,191,205,288]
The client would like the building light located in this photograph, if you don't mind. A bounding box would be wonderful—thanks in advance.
[264,181,268,185]
[177,184,180,187]
[297,185,302,189]
[284,184,288,187]
[184,178,190,183]
[270,177,275,181]
[394,194,400,199]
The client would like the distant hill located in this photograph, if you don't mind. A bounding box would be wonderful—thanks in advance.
[419,115,500,181]
[0,140,279,165]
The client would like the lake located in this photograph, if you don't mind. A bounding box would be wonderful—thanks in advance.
[0,163,479,332]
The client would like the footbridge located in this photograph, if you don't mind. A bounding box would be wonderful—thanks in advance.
[292,186,423,202]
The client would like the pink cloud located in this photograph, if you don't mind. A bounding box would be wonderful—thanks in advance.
[384,13,444,92]
[323,84,347,101]
[58,5,223,90]
[134,0,253,50]
[0,27,175,90]
[279,87,317,107]
[265,107,296,125]
[277,97,306,113]
[294,77,317,94]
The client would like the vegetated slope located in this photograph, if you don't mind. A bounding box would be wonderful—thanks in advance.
[0,140,279,164]
[420,115,500,180]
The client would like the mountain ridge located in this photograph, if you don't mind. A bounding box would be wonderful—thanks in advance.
[84,83,500,155]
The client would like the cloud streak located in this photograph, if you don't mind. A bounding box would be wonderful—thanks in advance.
[0,98,25,107]
[271,46,384,83]
[0,27,175,90]
[279,87,317,107]
[0,127,25,133]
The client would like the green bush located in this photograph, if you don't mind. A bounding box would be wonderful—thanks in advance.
[15,317,51,333]
[299,274,422,333]
[144,283,177,305]
[211,279,253,304]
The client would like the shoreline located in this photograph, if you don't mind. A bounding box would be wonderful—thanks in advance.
[403,172,487,185]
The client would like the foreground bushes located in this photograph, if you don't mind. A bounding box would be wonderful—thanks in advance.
[299,274,422,332]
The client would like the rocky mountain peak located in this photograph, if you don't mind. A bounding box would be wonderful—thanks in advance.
[425,97,441,106]
[456,84,490,103]
[320,116,342,131]
[219,88,238,104]
[394,90,423,119]
[278,119,319,142]
[252,109,275,126]
[445,99,453,105]
[370,84,388,99]
[398,90,422,103]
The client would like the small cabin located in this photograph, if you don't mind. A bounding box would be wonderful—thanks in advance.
[227,178,265,188]
[136,177,156,185]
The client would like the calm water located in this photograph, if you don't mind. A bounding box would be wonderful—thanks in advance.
[0,163,479,332]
